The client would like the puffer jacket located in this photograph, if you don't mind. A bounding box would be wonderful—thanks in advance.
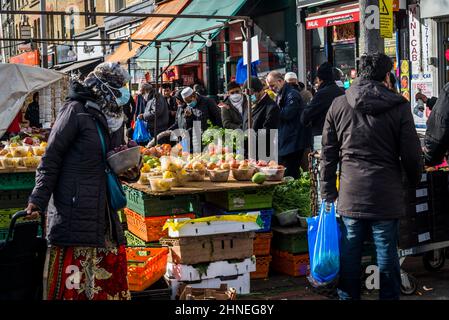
[320,78,423,219]
[29,83,126,247]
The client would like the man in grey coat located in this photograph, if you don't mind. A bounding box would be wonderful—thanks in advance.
[138,91,169,137]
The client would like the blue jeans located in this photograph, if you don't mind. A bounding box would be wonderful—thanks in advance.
[338,217,401,300]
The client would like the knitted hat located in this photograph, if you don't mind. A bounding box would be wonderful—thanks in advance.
[317,62,334,81]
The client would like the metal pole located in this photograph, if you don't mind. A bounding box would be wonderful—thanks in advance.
[40,0,48,68]
[360,0,384,54]
[0,11,5,63]
[245,20,253,158]
[154,41,161,146]
[296,6,307,85]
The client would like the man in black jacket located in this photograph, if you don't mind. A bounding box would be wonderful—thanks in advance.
[321,53,422,300]
[267,71,308,179]
[301,62,345,140]
[162,83,178,128]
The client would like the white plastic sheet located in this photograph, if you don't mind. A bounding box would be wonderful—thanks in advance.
[0,63,64,137]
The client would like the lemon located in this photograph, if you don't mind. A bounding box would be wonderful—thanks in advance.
[40,142,47,147]
[159,180,170,189]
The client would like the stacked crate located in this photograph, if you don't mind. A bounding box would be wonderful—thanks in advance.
[162,217,259,300]
[0,172,36,241]
[203,187,275,279]
[271,226,310,277]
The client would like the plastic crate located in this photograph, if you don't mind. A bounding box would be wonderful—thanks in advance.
[204,188,274,211]
[0,172,36,191]
[271,250,309,277]
[251,255,272,279]
[125,230,163,248]
[130,278,171,300]
[201,203,273,233]
[253,232,272,256]
[126,247,169,292]
[123,185,199,217]
[272,226,308,254]
[0,190,31,209]
[118,210,126,223]
[125,208,195,242]
[0,228,7,241]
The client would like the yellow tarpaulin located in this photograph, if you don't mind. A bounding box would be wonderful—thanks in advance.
[163,214,263,232]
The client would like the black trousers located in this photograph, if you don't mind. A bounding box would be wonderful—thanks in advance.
[279,149,304,179]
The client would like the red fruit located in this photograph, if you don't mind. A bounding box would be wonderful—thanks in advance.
[23,137,34,145]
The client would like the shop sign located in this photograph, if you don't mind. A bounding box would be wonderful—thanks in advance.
[400,60,410,101]
[9,50,40,66]
[379,0,394,38]
[305,8,360,30]
[408,4,421,79]
[56,45,77,65]
[76,39,104,61]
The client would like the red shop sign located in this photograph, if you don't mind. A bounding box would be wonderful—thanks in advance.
[306,7,360,30]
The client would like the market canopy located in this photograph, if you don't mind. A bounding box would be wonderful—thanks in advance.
[0,63,64,137]
[135,0,246,70]
[106,0,190,65]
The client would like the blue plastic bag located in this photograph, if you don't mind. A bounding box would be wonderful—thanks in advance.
[307,202,340,285]
[132,119,150,143]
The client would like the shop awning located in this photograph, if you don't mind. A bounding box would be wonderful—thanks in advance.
[136,0,247,70]
[106,0,190,64]
[59,58,102,73]
[305,3,360,30]
[420,0,449,19]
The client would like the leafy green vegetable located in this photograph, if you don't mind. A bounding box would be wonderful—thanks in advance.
[273,170,312,217]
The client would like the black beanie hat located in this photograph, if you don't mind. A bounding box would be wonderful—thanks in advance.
[227,81,241,92]
[317,62,334,81]
[243,76,264,93]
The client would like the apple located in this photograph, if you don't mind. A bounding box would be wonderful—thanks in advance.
[23,137,34,145]
[268,160,277,168]
[223,146,230,154]
[257,160,268,167]
[229,159,239,169]
[207,162,218,170]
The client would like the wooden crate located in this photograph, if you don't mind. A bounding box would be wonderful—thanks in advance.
[160,232,255,265]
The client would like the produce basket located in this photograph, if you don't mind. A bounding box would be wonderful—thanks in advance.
[250,255,272,279]
[125,208,195,242]
[126,247,169,292]
[253,232,273,256]
[107,146,141,175]
[271,250,309,277]
[123,185,199,217]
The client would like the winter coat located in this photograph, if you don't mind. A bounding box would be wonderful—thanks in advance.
[301,81,344,137]
[221,96,247,129]
[188,95,223,131]
[424,83,449,166]
[29,84,126,247]
[320,78,423,220]
[144,94,170,136]
[165,96,178,128]
[276,84,309,156]
[243,94,280,131]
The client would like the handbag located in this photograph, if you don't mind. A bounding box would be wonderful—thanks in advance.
[94,121,127,211]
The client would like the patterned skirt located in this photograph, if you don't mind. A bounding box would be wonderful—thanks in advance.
[43,245,131,300]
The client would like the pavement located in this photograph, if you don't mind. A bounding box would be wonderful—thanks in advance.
[242,255,449,300]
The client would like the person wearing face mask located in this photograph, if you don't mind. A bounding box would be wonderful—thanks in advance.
[138,86,170,137]
[219,81,247,129]
[181,86,222,132]
[133,82,153,123]
[266,71,308,179]
[25,62,141,300]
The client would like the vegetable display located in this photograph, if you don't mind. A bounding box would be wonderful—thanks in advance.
[273,170,311,217]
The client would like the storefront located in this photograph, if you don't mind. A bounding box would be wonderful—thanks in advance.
[9,50,40,66]
[300,0,407,88]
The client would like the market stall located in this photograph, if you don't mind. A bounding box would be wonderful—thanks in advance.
[0,64,68,241]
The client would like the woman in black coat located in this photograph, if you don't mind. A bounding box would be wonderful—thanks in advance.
[26,62,139,300]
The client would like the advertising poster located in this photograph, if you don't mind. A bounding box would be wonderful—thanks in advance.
[400,60,410,101]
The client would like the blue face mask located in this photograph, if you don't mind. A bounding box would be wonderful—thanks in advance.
[188,100,197,108]
[250,94,257,103]
[116,87,130,106]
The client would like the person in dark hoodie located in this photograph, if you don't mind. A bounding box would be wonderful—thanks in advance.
[301,62,345,141]
[321,53,423,300]
[26,62,140,300]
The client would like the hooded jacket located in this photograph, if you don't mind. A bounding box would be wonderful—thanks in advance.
[29,82,126,247]
[221,95,247,129]
[320,79,423,219]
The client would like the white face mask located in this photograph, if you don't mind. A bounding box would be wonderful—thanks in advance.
[229,93,243,104]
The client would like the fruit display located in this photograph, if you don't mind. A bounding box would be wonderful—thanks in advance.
[0,137,47,170]
[32,142,47,156]
[252,172,267,185]
[149,178,173,192]
[1,157,20,169]
[23,154,42,168]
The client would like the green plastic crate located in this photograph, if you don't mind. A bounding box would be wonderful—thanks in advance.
[0,208,24,229]
[272,226,308,254]
[123,185,200,217]
[0,172,35,191]
[0,190,31,209]
[0,228,8,241]
[125,231,163,248]
[118,210,127,223]
[204,187,274,211]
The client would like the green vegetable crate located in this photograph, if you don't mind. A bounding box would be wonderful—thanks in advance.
[0,172,36,191]
[123,185,199,217]
[125,231,163,248]
[204,187,274,211]
[0,189,32,209]
[272,226,308,254]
